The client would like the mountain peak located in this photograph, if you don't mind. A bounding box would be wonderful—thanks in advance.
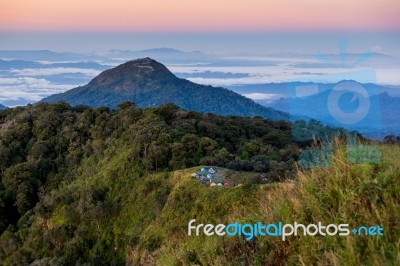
[124,57,165,73]
[131,56,158,66]
[118,57,171,74]
[89,57,175,87]
[43,58,287,120]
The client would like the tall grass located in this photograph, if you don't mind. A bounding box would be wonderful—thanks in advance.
[128,141,400,265]
[254,140,400,265]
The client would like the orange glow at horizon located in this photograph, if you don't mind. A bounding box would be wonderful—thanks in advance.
[1,0,399,32]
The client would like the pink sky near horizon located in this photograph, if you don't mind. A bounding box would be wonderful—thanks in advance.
[1,0,399,32]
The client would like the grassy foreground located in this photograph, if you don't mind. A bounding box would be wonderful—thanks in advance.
[127,143,400,265]
[1,142,399,265]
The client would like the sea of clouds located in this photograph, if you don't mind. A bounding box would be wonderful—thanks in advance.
[0,50,399,106]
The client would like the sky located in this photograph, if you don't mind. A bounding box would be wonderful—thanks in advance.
[1,0,400,32]
[0,0,399,56]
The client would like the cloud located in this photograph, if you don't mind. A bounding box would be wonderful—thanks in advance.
[243,93,281,100]
[175,71,250,79]
[175,64,400,86]
[8,67,101,77]
[0,77,75,105]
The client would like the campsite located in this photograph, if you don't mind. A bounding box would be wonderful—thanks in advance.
[190,166,263,187]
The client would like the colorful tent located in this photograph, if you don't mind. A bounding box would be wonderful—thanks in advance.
[208,168,216,174]
[201,167,208,173]
[201,179,210,185]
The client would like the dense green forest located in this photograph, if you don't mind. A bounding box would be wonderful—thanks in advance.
[0,102,358,264]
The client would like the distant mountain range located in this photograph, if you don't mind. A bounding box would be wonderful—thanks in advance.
[0,59,110,70]
[260,82,400,139]
[0,104,6,110]
[43,58,287,120]
[0,48,210,65]
[228,81,400,99]
[0,50,94,61]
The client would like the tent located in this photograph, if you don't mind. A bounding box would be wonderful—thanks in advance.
[207,174,212,179]
[210,182,216,187]
[201,179,210,185]
[201,167,208,173]
[195,173,203,179]
[217,182,223,186]
[208,168,216,174]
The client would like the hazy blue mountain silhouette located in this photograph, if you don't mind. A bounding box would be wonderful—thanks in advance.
[264,81,400,138]
[43,58,288,120]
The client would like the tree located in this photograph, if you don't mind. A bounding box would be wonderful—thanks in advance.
[117,100,136,109]
[383,134,397,144]
[2,163,41,215]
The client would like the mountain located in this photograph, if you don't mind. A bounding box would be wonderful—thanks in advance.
[228,81,400,99]
[0,50,94,61]
[0,59,110,71]
[43,58,287,120]
[376,92,400,137]
[263,83,400,139]
[139,47,183,53]
[108,48,184,55]
[0,59,42,70]
[0,104,7,110]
